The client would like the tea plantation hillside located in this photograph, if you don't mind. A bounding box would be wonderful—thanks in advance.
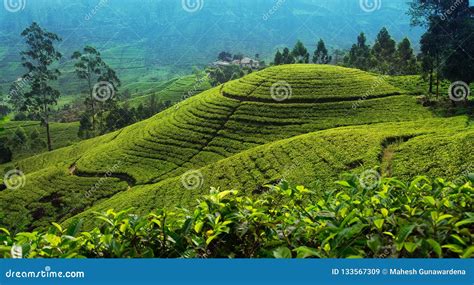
[0,121,80,161]
[0,64,472,232]
[124,75,212,107]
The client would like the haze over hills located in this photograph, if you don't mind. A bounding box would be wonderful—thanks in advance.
[0,0,423,95]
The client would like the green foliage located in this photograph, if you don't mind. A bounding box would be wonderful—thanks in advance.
[0,176,472,258]
[313,39,331,64]
[1,65,472,232]
[14,22,63,151]
[372,27,397,74]
[292,40,310,64]
[344,30,419,76]
[395,38,418,75]
[409,0,473,91]
[0,121,80,161]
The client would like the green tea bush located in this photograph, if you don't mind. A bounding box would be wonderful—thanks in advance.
[1,175,472,258]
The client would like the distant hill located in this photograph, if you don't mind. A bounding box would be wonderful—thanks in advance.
[0,0,423,96]
[1,64,472,232]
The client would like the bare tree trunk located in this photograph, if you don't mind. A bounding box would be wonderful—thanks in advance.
[436,71,439,99]
[88,75,96,130]
[46,119,52,151]
[429,69,433,94]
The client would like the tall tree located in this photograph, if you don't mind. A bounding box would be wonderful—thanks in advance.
[344,32,372,70]
[292,41,309,63]
[10,23,62,151]
[72,46,120,132]
[313,39,331,64]
[372,27,396,74]
[274,49,283,65]
[396,38,418,75]
[409,0,473,99]
[281,47,295,64]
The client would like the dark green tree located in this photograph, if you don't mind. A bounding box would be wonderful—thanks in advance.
[395,38,418,75]
[281,48,295,64]
[0,138,12,164]
[292,40,309,63]
[344,33,372,70]
[274,49,283,65]
[11,126,28,147]
[102,105,136,133]
[71,46,121,132]
[218,51,232,61]
[78,112,94,139]
[313,39,331,64]
[409,0,473,101]
[372,27,396,74]
[11,23,62,151]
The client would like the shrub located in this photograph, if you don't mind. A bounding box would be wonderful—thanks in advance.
[1,175,472,259]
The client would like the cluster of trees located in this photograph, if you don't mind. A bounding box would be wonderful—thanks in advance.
[273,39,331,65]
[272,30,418,76]
[0,127,46,163]
[409,0,473,96]
[6,23,146,150]
[344,28,418,76]
[9,22,120,151]
[78,96,171,138]
[207,65,249,87]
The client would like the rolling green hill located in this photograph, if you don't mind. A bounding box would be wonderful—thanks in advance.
[0,74,211,163]
[0,64,472,232]
[0,121,80,161]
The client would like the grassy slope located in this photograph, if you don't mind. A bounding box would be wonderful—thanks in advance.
[1,75,211,163]
[0,121,80,161]
[0,64,471,231]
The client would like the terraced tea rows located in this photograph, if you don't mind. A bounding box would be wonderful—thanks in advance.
[126,75,212,107]
[223,65,401,102]
[1,64,471,232]
[68,116,473,226]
